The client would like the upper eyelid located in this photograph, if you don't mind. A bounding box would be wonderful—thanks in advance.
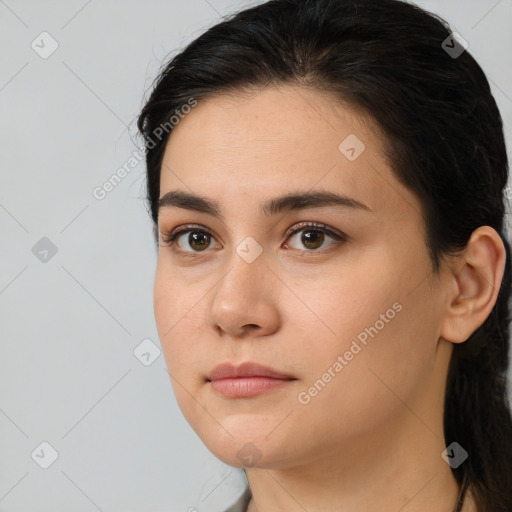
[163,221,342,237]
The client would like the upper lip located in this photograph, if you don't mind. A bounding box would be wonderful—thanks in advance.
[208,362,296,381]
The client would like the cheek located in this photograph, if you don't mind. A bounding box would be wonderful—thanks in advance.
[153,268,174,345]
[154,276,204,424]
[153,266,192,375]
[295,261,436,410]
[153,260,195,337]
[291,310,429,448]
[153,263,212,401]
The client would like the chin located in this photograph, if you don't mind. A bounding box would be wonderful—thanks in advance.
[196,425,298,470]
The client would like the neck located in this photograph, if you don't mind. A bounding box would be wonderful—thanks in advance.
[245,409,466,512]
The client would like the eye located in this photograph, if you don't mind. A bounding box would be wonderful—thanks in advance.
[283,222,346,251]
[160,224,220,254]
[159,222,346,255]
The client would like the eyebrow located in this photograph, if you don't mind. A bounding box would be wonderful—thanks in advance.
[158,189,373,221]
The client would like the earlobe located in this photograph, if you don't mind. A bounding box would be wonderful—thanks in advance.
[439,226,506,344]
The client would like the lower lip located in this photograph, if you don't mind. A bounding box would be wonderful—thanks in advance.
[209,377,294,397]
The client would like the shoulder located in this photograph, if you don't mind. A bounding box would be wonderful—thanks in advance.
[223,484,252,512]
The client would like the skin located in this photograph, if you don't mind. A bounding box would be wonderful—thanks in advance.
[153,84,505,512]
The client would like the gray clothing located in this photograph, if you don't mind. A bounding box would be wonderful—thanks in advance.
[224,485,252,512]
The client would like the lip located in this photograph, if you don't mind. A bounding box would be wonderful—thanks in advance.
[207,362,297,398]
[208,361,296,381]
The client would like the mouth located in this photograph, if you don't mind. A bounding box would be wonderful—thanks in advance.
[207,361,297,398]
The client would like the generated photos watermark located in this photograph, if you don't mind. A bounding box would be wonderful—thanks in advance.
[92,97,198,200]
[297,301,403,405]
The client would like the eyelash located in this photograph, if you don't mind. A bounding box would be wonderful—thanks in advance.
[160,222,346,255]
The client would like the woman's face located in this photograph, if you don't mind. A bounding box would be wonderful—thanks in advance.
[154,85,449,469]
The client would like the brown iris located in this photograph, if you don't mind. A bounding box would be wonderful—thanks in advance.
[300,229,324,250]
[187,231,210,251]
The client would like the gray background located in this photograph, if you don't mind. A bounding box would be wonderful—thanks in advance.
[1,1,511,511]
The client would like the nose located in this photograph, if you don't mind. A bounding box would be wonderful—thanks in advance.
[207,249,280,339]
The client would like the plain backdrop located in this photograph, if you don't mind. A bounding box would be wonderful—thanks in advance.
[1,1,511,511]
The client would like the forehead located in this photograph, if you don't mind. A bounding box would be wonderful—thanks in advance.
[159,85,422,224]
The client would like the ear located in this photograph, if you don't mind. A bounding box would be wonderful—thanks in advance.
[439,226,507,344]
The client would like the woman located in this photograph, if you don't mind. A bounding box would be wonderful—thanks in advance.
[137,0,512,510]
